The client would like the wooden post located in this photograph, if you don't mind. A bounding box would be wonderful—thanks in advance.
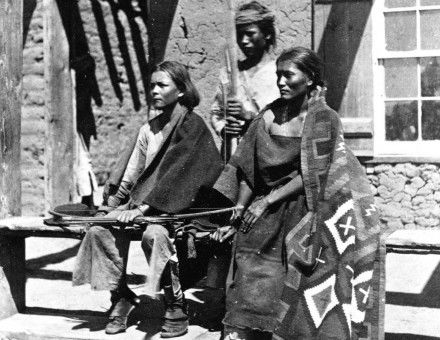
[0,0,24,312]
[44,0,75,209]
[0,0,22,217]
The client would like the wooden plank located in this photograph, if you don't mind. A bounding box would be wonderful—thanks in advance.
[0,217,144,240]
[44,0,75,209]
[0,216,85,238]
[341,117,373,137]
[386,229,440,249]
[0,0,23,218]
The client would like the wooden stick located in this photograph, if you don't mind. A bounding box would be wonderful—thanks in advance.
[224,0,239,160]
[48,206,239,226]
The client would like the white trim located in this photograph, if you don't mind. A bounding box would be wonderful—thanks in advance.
[376,141,440,157]
[384,97,440,101]
[377,50,440,58]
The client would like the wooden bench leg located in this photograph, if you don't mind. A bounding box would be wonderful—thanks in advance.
[0,236,25,312]
[377,233,387,340]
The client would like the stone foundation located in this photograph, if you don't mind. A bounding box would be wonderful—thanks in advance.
[366,163,440,230]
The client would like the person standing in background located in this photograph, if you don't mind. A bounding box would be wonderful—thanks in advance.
[210,1,279,151]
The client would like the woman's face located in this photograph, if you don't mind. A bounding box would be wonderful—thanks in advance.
[150,71,182,109]
[236,23,269,58]
[276,61,312,101]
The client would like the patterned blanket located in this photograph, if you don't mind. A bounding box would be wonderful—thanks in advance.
[274,99,380,339]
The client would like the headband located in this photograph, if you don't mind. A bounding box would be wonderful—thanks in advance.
[235,8,275,25]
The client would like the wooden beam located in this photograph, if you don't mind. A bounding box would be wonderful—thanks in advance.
[0,0,23,218]
[44,0,75,209]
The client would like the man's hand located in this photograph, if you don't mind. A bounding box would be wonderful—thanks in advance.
[224,115,245,136]
[117,209,143,224]
[210,226,236,243]
[224,97,248,136]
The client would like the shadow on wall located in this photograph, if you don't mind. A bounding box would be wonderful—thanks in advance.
[23,0,37,45]
[88,0,179,113]
[24,0,179,141]
[316,1,371,112]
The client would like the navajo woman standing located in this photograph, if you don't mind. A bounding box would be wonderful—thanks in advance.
[213,47,379,339]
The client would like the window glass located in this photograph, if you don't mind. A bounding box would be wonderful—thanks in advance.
[385,58,418,98]
[385,0,415,7]
[385,11,417,51]
[385,101,418,141]
[421,57,440,96]
[421,10,440,50]
[422,101,440,139]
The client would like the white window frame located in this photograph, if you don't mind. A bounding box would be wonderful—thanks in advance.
[372,0,440,157]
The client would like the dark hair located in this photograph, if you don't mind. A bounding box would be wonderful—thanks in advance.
[276,46,324,90]
[152,61,200,109]
[236,1,276,50]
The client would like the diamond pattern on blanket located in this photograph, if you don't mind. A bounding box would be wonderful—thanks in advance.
[324,200,356,255]
[304,274,339,328]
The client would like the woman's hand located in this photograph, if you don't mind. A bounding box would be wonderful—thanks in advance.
[210,225,237,243]
[242,196,270,232]
[117,209,143,224]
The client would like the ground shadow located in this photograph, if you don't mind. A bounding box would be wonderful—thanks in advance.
[386,256,440,308]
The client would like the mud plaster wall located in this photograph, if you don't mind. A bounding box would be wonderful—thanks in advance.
[21,0,311,215]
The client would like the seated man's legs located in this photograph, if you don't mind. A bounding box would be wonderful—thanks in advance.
[73,225,137,334]
[141,224,188,338]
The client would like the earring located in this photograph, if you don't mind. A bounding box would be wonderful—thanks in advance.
[178,93,183,98]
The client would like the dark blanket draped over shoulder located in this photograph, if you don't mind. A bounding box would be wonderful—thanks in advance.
[107,109,224,214]
[214,98,380,339]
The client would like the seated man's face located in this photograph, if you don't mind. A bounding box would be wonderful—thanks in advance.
[150,71,181,109]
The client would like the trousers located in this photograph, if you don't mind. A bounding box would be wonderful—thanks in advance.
[72,224,182,297]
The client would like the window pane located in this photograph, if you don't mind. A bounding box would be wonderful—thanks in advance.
[385,101,418,141]
[385,0,415,7]
[422,101,440,140]
[385,58,418,98]
[385,12,416,51]
[421,10,440,50]
[421,57,440,96]
[421,0,440,6]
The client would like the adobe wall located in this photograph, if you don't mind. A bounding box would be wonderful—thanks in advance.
[21,0,312,215]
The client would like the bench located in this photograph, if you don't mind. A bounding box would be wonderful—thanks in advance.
[5,218,438,339]
[0,216,95,312]
[377,228,440,339]
[0,216,226,314]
